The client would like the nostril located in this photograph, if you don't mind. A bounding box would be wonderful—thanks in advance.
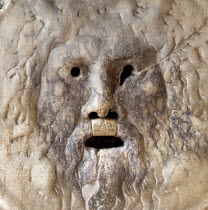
[106,112,118,119]
[88,112,118,119]
[89,112,99,119]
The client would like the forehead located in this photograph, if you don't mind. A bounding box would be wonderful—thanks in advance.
[64,35,143,61]
[51,15,150,63]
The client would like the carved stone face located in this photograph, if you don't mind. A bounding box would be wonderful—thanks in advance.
[37,15,167,208]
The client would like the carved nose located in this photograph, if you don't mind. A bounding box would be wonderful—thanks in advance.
[81,64,117,119]
[81,94,115,119]
[86,96,113,118]
[95,103,111,118]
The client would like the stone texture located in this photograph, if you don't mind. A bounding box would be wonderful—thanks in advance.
[0,0,208,209]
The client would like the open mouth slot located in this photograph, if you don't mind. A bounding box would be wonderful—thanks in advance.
[85,136,124,149]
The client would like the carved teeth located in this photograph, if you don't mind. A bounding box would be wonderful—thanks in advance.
[91,119,117,136]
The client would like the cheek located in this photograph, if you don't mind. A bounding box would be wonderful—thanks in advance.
[37,77,86,134]
[116,69,167,127]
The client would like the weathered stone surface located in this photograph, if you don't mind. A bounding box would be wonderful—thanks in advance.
[1,0,208,209]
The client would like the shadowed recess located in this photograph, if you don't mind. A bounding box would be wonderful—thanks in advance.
[71,67,80,77]
[120,65,133,85]
[85,136,124,149]
[88,112,99,119]
[89,112,118,119]
[106,112,118,119]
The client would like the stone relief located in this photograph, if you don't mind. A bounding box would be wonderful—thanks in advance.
[0,0,208,209]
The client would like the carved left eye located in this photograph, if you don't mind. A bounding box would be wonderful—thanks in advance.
[71,67,81,77]
[120,65,133,85]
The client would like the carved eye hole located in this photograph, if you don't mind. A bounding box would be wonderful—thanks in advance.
[71,67,81,77]
[120,65,133,85]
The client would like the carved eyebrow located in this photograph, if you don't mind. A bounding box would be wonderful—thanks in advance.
[111,49,145,62]
[113,57,132,62]
[62,56,90,66]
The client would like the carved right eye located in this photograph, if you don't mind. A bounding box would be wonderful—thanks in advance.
[59,65,83,80]
[71,67,81,77]
[120,65,133,85]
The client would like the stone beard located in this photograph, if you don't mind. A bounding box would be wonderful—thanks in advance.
[37,15,167,209]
